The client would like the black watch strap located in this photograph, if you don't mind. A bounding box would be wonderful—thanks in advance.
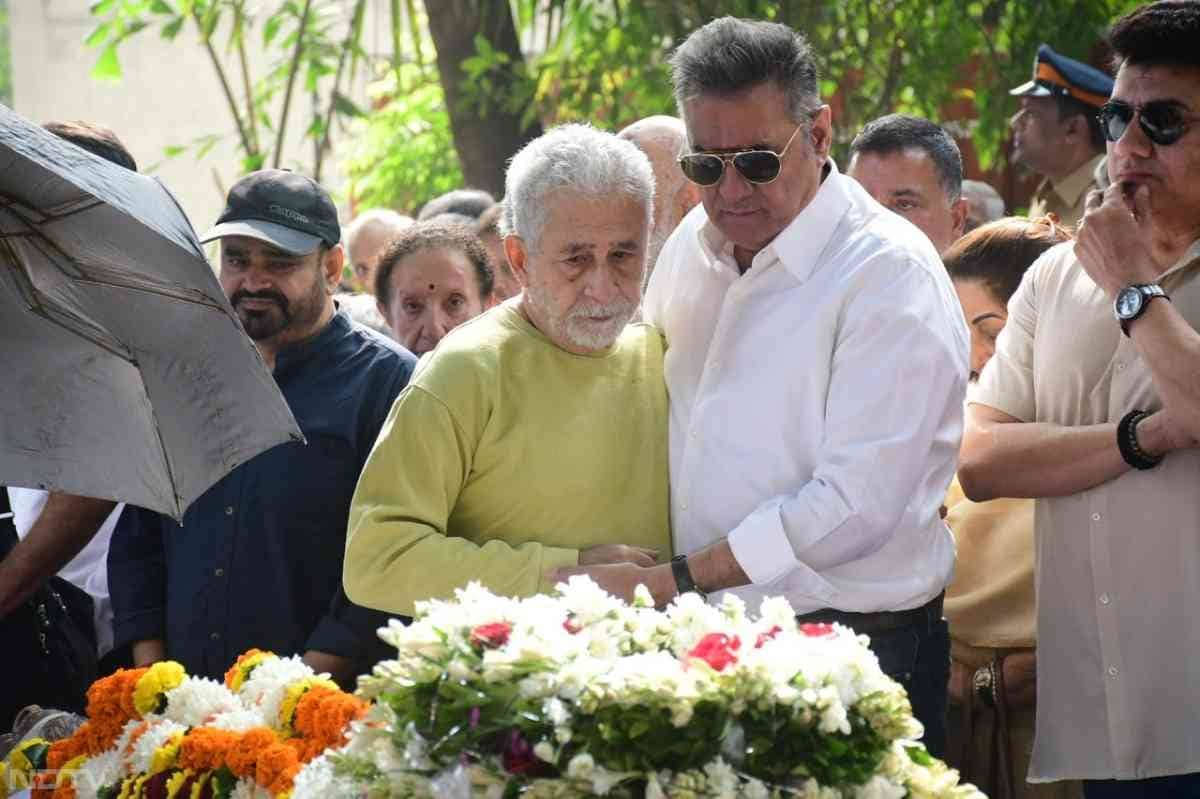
[1119,285,1169,336]
[670,554,705,599]
[1117,409,1163,470]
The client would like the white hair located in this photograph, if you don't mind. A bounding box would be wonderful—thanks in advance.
[961,180,1005,223]
[500,123,655,251]
[345,208,412,261]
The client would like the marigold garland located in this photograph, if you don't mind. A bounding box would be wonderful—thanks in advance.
[223,649,273,692]
[133,662,187,717]
[176,727,239,774]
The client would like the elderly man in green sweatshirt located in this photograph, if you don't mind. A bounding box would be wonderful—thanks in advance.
[343,124,670,616]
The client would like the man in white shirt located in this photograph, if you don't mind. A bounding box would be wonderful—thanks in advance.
[553,16,969,756]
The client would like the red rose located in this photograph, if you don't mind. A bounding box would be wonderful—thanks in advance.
[501,729,540,775]
[470,621,513,649]
[800,622,835,637]
[755,625,783,648]
[688,632,741,671]
[563,616,582,635]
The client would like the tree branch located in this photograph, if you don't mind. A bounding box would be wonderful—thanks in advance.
[315,0,368,181]
[272,0,314,169]
[192,9,255,160]
[233,0,260,155]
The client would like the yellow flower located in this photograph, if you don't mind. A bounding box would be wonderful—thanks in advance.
[165,768,192,799]
[149,732,185,775]
[226,650,275,693]
[134,661,188,716]
[116,774,139,799]
[188,772,211,799]
[278,676,338,736]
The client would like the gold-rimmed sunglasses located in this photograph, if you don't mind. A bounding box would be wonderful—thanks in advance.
[678,124,804,187]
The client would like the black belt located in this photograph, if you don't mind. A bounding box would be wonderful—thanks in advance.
[795,592,944,637]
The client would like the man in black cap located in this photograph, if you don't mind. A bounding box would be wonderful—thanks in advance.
[1010,43,1114,228]
[108,170,417,685]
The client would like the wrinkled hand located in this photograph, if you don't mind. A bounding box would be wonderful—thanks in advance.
[549,562,671,606]
[578,544,659,568]
[1075,183,1159,299]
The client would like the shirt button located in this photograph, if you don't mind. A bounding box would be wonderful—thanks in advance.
[214,568,224,578]
[1099,593,1111,605]
[210,631,221,641]
[1108,666,1119,677]
[225,506,234,516]
[1092,513,1102,521]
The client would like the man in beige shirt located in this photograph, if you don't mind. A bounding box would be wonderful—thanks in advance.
[1009,44,1113,228]
[960,4,1200,796]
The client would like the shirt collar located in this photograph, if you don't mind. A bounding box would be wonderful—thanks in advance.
[697,159,853,284]
[1049,154,1105,208]
[1161,238,1200,282]
[273,307,350,380]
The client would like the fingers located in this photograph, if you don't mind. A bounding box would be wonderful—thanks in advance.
[1128,182,1151,223]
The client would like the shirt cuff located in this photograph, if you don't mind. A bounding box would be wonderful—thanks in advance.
[305,613,366,659]
[536,546,580,596]
[727,501,804,585]
[112,607,165,651]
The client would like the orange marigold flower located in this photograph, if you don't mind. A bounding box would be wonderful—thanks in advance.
[255,742,301,795]
[225,728,277,779]
[178,727,240,773]
[292,685,367,759]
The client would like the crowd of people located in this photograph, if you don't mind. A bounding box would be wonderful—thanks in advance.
[3,2,1200,798]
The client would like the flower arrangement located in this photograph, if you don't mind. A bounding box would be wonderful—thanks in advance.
[294,578,986,798]
[10,652,366,799]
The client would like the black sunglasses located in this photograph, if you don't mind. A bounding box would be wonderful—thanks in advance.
[1098,100,1195,147]
[679,125,804,187]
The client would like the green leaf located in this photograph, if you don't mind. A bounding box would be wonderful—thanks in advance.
[91,44,123,82]
[150,0,175,13]
[89,0,118,15]
[263,14,283,46]
[161,15,185,40]
[331,90,365,118]
[84,22,113,47]
[163,144,187,157]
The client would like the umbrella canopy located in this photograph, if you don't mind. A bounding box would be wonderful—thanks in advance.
[0,105,302,520]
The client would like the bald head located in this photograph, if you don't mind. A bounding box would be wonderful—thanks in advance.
[618,115,701,280]
[345,209,413,294]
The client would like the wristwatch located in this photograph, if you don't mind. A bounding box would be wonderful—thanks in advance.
[1114,283,1169,336]
[670,554,706,600]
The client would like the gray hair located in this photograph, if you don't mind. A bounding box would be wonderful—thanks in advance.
[345,208,412,261]
[961,180,1006,228]
[669,17,821,124]
[501,123,655,252]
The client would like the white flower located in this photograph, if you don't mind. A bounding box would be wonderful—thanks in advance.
[208,707,266,732]
[127,718,187,774]
[544,697,570,726]
[73,750,121,799]
[743,777,771,799]
[856,775,908,799]
[237,655,314,726]
[533,741,556,763]
[703,758,739,799]
[565,752,595,779]
[644,772,666,799]
[163,677,239,727]
[229,778,273,799]
[588,765,633,796]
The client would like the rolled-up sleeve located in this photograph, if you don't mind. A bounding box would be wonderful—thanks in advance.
[727,264,968,590]
[107,505,167,649]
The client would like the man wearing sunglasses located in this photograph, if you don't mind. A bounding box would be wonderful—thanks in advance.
[1009,44,1114,229]
[551,17,969,757]
[961,2,1200,796]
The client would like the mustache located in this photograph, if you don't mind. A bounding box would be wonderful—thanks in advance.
[232,289,289,312]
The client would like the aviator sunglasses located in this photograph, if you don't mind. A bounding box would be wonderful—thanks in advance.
[1098,100,1196,146]
[679,124,804,187]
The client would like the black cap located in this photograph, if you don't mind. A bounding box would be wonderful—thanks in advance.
[201,169,340,255]
[1009,44,1114,109]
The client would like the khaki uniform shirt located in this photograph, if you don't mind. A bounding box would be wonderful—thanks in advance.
[974,239,1200,782]
[1027,154,1105,229]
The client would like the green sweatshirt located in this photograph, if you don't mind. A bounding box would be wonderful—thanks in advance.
[343,302,671,616]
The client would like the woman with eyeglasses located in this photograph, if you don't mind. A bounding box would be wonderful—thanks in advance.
[941,216,1078,799]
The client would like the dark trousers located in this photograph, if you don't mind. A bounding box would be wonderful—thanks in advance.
[1083,773,1200,799]
[867,617,951,759]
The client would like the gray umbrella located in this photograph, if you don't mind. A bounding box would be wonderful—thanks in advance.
[0,105,302,520]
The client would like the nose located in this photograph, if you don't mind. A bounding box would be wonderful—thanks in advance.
[1111,110,1153,159]
[581,264,621,305]
[716,160,754,205]
[241,265,272,293]
[431,306,454,337]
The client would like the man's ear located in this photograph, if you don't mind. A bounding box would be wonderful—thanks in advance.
[809,105,834,160]
[950,196,970,243]
[504,235,531,288]
[322,245,345,293]
[1062,112,1088,144]
[376,298,391,326]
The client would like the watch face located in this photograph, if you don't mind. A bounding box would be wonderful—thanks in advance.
[1116,287,1144,319]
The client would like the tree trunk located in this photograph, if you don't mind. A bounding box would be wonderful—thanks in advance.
[423,0,543,199]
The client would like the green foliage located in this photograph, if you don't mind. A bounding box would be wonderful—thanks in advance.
[740,710,889,787]
[564,701,729,774]
[340,65,464,215]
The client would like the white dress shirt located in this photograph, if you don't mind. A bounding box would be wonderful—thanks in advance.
[8,487,124,657]
[643,161,969,615]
